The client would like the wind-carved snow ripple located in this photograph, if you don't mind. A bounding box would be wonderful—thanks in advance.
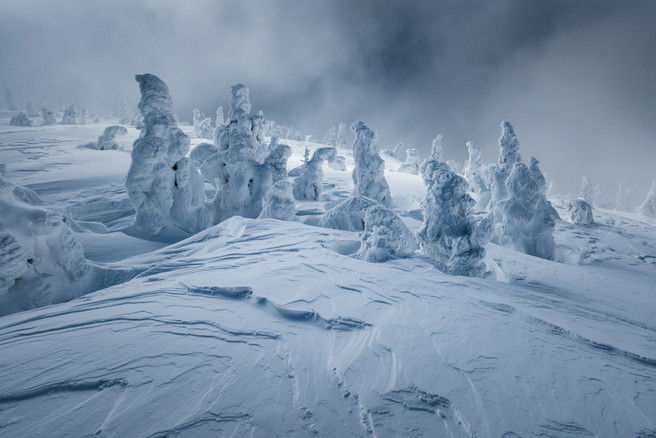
[182,283,370,331]
[0,378,128,404]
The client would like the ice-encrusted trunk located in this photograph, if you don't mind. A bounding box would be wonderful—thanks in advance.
[350,121,391,207]
[126,73,211,237]
[418,157,489,276]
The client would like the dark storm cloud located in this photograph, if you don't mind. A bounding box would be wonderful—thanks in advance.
[1,0,654,198]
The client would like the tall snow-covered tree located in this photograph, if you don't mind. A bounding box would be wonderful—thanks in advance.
[488,122,522,205]
[418,156,489,276]
[464,141,491,210]
[126,73,211,237]
[350,121,391,207]
[636,179,656,218]
[292,147,336,200]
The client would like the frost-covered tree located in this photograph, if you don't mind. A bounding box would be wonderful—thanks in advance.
[9,113,33,127]
[430,134,443,161]
[567,198,594,225]
[397,148,420,174]
[336,122,348,149]
[488,122,522,205]
[292,147,336,200]
[320,196,378,231]
[215,106,224,128]
[390,143,405,160]
[323,126,337,146]
[528,157,547,194]
[126,73,211,237]
[118,98,132,124]
[579,176,594,204]
[356,205,417,262]
[259,180,296,221]
[0,172,89,314]
[615,183,632,212]
[492,162,557,260]
[418,157,489,276]
[202,84,291,223]
[84,125,128,150]
[5,89,18,110]
[636,179,656,218]
[351,121,391,207]
[464,141,491,210]
[192,109,213,139]
[41,108,56,125]
[61,104,85,125]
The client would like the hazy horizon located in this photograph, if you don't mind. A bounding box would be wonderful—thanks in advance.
[2,0,655,201]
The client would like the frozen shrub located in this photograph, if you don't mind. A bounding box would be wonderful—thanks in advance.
[615,183,632,212]
[320,196,379,231]
[492,162,556,260]
[0,174,89,314]
[567,198,594,225]
[464,141,491,210]
[61,104,85,124]
[9,113,33,127]
[193,109,213,139]
[323,126,337,146]
[126,73,211,236]
[90,125,128,150]
[351,121,392,207]
[397,148,420,174]
[292,147,336,200]
[259,180,296,221]
[418,157,489,276]
[636,179,656,218]
[356,205,417,262]
[5,89,17,110]
[41,108,56,125]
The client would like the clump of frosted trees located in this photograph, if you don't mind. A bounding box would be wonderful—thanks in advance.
[323,122,348,149]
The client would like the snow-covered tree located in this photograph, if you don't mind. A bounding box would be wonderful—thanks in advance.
[320,196,379,231]
[579,177,594,204]
[615,183,632,212]
[488,122,522,205]
[430,134,443,161]
[464,141,491,210]
[336,122,347,149]
[567,198,594,225]
[292,147,336,200]
[118,98,132,124]
[418,156,489,276]
[84,125,128,150]
[492,162,557,260]
[5,88,17,110]
[192,109,213,139]
[323,126,337,146]
[203,84,291,223]
[351,121,391,207]
[126,73,211,237]
[259,180,296,221]
[9,113,33,127]
[356,205,417,262]
[528,157,547,194]
[41,108,56,125]
[636,179,656,218]
[215,106,224,128]
[390,143,405,160]
[61,104,85,125]
[397,148,420,174]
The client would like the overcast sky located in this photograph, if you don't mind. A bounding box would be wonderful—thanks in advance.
[1,0,655,200]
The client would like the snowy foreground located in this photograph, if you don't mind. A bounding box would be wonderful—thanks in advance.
[1,112,656,437]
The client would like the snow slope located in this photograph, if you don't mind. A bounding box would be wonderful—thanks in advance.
[1,113,655,437]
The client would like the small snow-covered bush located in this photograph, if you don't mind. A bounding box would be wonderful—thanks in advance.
[259,180,296,221]
[319,196,379,231]
[356,205,417,262]
[61,104,85,125]
[418,157,489,276]
[397,148,420,174]
[492,162,557,260]
[292,147,336,201]
[567,198,594,225]
[9,113,33,127]
[0,174,89,314]
[41,108,57,125]
[637,179,656,218]
[351,121,391,207]
[84,125,128,150]
[126,73,211,236]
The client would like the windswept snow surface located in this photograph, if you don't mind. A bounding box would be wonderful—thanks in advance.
[1,113,656,437]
